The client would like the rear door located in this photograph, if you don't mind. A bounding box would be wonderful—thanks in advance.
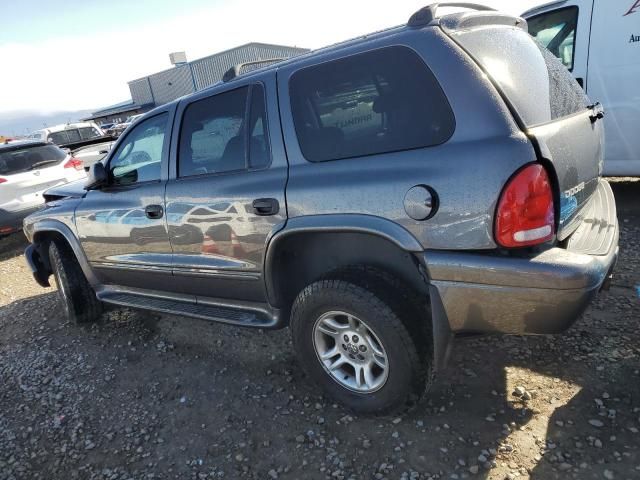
[165,72,288,302]
[447,21,603,239]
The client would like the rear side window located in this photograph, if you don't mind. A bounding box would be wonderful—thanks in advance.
[289,46,455,162]
[448,26,588,126]
[0,145,67,175]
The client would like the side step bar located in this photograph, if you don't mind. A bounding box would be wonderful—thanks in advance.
[98,291,277,328]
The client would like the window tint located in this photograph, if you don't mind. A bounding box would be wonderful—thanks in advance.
[528,7,578,70]
[248,84,271,169]
[289,46,455,162]
[109,113,167,185]
[48,131,68,145]
[178,84,271,177]
[179,87,247,177]
[0,144,67,175]
[78,126,101,140]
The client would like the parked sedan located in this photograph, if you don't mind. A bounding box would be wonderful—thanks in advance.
[0,140,85,236]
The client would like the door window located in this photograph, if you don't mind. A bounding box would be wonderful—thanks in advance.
[178,84,272,177]
[108,113,168,185]
[179,87,248,177]
[528,7,578,70]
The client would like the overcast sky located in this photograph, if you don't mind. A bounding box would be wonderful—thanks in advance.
[0,0,543,117]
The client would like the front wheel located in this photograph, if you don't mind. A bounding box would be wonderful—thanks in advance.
[290,277,430,414]
[49,240,103,324]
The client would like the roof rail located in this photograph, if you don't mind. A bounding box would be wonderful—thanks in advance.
[222,58,286,82]
[408,2,497,27]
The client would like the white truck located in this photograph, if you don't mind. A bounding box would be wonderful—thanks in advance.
[523,0,640,176]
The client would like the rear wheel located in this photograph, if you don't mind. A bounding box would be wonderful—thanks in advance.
[291,273,431,413]
[49,240,102,324]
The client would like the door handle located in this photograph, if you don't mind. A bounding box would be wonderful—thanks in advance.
[145,204,164,219]
[252,198,279,216]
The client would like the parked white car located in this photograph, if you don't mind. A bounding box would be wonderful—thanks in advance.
[523,0,640,176]
[0,140,86,236]
[28,122,105,146]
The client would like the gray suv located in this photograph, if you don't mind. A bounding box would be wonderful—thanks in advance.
[23,4,618,413]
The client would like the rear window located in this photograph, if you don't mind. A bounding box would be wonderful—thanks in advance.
[289,46,455,162]
[48,129,82,145]
[0,145,67,175]
[78,126,101,140]
[448,26,588,126]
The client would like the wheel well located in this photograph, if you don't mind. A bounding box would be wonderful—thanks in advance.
[32,231,68,275]
[267,231,430,314]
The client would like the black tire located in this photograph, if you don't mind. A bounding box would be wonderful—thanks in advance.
[49,240,102,324]
[290,269,432,414]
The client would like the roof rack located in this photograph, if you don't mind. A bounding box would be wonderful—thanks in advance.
[222,58,287,82]
[408,2,497,27]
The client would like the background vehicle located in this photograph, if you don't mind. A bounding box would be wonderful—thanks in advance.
[523,0,640,176]
[23,4,617,413]
[108,114,144,138]
[0,140,85,236]
[99,122,115,131]
[28,121,105,146]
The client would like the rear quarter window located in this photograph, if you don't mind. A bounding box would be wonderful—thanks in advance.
[289,46,455,162]
[447,26,588,126]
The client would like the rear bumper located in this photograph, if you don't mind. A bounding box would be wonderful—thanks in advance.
[423,179,618,335]
[0,206,42,235]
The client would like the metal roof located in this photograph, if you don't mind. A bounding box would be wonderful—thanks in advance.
[127,42,308,106]
[87,100,154,120]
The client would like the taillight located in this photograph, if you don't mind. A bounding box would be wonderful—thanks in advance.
[495,164,555,248]
[0,177,6,184]
[64,157,83,170]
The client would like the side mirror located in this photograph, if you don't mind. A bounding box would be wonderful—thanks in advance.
[85,162,108,190]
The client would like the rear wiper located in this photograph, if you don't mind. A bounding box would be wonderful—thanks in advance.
[587,102,605,123]
[28,159,59,170]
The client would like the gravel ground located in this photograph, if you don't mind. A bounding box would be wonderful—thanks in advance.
[0,181,638,480]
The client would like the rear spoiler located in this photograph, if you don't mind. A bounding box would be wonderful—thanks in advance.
[408,2,527,30]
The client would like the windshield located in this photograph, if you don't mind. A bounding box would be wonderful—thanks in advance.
[0,144,67,175]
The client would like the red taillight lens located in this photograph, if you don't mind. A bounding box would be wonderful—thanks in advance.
[0,177,6,184]
[64,157,83,171]
[495,164,555,248]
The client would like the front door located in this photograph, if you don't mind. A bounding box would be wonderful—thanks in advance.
[165,76,288,302]
[75,111,174,291]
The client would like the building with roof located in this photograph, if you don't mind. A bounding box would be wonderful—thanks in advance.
[86,42,308,125]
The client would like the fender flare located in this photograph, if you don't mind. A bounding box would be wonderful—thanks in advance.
[264,214,424,303]
[30,219,100,287]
